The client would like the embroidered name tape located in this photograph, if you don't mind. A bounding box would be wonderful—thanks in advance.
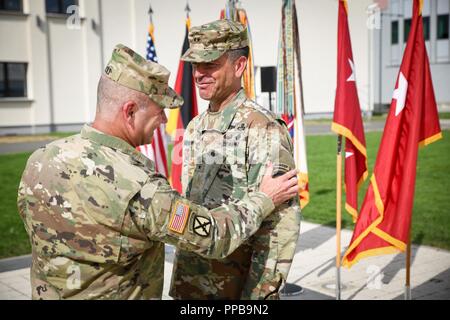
[169,201,190,234]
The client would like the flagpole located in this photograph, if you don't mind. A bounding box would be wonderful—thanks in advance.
[405,238,412,300]
[185,0,191,18]
[336,135,343,300]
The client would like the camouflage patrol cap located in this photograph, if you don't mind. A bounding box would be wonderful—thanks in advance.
[181,19,249,63]
[104,44,183,109]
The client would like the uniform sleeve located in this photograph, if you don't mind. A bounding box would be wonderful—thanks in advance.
[245,118,302,294]
[128,174,275,260]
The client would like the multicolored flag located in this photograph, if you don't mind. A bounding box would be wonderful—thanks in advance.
[137,15,169,177]
[220,1,256,100]
[276,0,309,209]
[166,16,198,193]
[332,0,368,222]
[342,0,442,268]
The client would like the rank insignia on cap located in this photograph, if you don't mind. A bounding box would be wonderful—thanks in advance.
[169,201,190,234]
[193,216,212,237]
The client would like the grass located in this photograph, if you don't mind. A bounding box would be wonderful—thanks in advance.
[439,112,450,119]
[47,131,77,138]
[0,153,32,259]
[0,131,448,258]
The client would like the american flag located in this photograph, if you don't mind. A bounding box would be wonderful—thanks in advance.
[137,22,168,177]
[169,202,190,234]
[146,23,158,62]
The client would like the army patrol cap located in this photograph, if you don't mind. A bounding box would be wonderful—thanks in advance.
[104,44,184,109]
[181,19,249,63]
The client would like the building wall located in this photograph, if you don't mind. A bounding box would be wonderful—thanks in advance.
[0,6,34,129]
[143,0,373,115]
[374,0,450,110]
[0,0,374,134]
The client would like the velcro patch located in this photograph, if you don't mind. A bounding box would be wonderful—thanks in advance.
[273,163,290,177]
[193,216,212,237]
[169,201,190,234]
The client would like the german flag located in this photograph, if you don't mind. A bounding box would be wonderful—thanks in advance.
[166,17,198,193]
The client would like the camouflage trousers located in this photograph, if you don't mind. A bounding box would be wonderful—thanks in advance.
[169,209,301,300]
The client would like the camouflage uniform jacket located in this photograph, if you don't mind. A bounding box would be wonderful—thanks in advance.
[170,89,301,300]
[17,125,275,300]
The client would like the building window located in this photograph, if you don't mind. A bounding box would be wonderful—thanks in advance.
[437,14,449,40]
[0,0,22,11]
[403,17,430,42]
[391,21,399,44]
[0,63,27,98]
[45,0,77,14]
[423,16,430,41]
[404,18,412,43]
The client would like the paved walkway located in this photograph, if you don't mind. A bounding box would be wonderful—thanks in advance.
[1,221,449,300]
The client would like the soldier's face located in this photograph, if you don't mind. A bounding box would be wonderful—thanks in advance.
[192,54,239,104]
[133,98,167,146]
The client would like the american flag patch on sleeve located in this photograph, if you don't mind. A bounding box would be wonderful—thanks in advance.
[168,201,190,234]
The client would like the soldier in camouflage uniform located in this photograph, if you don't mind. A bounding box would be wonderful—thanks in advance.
[16,44,299,300]
[169,20,302,300]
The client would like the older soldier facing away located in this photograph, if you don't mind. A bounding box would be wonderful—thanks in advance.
[17,44,299,300]
[169,20,302,300]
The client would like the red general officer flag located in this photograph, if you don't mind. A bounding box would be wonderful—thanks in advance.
[342,0,442,268]
[332,0,368,222]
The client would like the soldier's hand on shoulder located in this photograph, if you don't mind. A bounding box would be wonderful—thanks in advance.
[259,163,299,206]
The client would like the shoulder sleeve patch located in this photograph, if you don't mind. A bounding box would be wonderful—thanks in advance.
[275,117,288,128]
[140,183,158,200]
[192,215,212,237]
[168,201,190,234]
[273,163,291,177]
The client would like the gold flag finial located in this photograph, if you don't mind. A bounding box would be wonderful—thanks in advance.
[342,0,348,14]
[418,0,423,15]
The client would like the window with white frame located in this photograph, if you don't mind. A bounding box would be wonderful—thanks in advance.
[0,62,28,98]
[436,0,450,61]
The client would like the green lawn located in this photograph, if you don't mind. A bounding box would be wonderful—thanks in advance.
[439,112,450,119]
[0,153,32,258]
[47,131,77,138]
[0,131,448,258]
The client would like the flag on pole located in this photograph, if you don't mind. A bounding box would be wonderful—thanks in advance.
[342,0,442,268]
[137,14,169,177]
[166,16,198,193]
[332,0,368,222]
[276,0,309,209]
[220,1,256,100]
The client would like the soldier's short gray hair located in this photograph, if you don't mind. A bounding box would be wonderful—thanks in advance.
[227,46,250,62]
[96,75,149,119]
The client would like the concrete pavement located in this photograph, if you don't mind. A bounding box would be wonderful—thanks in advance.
[1,221,449,300]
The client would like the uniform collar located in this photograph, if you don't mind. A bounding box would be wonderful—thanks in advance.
[80,125,155,171]
[204,88,247,133]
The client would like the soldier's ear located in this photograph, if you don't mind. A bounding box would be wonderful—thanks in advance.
[234,56,248,78]
[122,101,138,127]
